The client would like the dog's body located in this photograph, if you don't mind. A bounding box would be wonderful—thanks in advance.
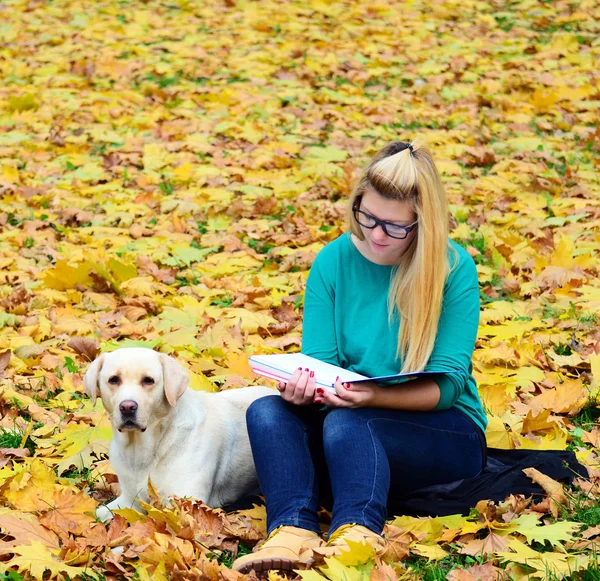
[84,348,274,521]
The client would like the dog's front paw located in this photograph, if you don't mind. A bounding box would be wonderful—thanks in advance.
[96,505,114,522]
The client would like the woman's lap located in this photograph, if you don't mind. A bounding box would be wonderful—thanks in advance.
[246,397,485,531]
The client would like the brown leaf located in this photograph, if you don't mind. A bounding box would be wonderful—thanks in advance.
[498,494,531,521]
[0,448,30,459]
[67,337,100,361]
[0,512,60,554]
[581,526,600,540]
[521,409,558,434]
[224,507,266,544]
[582,427,600,448]
[0,350,11,378]
[219,568,245,581]
[474,500,497,522]
[0,287,31,315]
[523,467,567,518]
[381,524,412,562]
[76,515,130,549]
[123,296,158,314]
[39,488,98,536]
[458,533,509,557]
[174,499,227,546]
[447,562,507,581]
[370,560,400,581]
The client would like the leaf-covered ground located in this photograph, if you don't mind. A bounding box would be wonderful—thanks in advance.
[0,0,599,579]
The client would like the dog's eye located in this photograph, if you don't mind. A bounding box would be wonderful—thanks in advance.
[142,376,155,385]
[108,376,120,385]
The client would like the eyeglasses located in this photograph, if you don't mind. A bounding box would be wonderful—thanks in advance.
[352,201,418,240]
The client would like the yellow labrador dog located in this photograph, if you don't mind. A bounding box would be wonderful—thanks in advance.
[84,347,275,521]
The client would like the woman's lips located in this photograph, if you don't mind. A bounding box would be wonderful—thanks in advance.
[371,240,388,249]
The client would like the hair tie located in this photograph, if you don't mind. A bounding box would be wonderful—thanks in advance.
[407,143,414,152]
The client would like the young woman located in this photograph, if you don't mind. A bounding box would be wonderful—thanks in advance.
[233,141,488,574]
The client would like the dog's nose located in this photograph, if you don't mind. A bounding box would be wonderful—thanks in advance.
[119,400,138,416]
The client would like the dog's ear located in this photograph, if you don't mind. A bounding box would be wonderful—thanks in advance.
[159,354,190,407]
[84,354,105,406]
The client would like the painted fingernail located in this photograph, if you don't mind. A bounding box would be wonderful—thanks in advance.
[310,371,314,378]
[305,367,309,372]
[344,383,350,389]
[336,376,340,382]
[317,388,324,394]
[298,367,302,370]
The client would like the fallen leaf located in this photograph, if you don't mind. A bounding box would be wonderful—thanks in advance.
[522,468,567,517]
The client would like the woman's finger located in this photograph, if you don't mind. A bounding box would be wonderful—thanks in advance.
[318,387,352,408]
[333,377,355,401]
[280,368,302,403]
[291,368,312,405]
[303,370,317,401]
[286,367,304,391]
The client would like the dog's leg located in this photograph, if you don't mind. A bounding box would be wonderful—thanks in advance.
[96,494,142,522]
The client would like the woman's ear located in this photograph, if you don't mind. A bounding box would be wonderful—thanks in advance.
[159,353,190,407]
[83,354,105,406]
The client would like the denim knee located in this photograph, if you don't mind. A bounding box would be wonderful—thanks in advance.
[246,395,283,432]
[323,408,363,444]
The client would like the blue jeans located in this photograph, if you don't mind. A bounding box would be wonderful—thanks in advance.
[246,396,485,535]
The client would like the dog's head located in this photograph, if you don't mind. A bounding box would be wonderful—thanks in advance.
[83,348,189,432]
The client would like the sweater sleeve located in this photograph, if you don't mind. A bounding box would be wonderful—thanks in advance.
[301,248,340,366]
[427,248,480,410]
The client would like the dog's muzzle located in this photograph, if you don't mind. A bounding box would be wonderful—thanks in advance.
[117,400,146,432]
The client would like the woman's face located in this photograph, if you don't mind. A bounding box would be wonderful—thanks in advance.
[352,187,417,266]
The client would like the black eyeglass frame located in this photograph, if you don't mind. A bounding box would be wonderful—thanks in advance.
[352,198,418,240]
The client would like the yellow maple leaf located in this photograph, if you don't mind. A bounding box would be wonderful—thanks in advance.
[137,560,168,581]
[333,539,377,566]
[50,423,113,462]
[5,460,58,512]
[143,143,170,171]
[485,415,518,450]
[0,541,86,581]
[315,555,366,581]
[411,543,449,561]
[41,260,94,291]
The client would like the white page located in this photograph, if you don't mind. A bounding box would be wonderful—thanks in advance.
[249,353,367,389]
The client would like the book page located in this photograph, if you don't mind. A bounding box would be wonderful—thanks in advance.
[249,353,366,389]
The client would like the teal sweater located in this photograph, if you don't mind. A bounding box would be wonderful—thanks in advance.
[302,232,488,433]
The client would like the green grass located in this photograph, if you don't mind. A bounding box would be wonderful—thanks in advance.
[568,399,600,452]
[569,561,600,581]
[562,482,600,530]
[209,542,252,568]
[61,466,99,488]
[571,400,600,433]
[0,427,35,456]
[406,551,489,581]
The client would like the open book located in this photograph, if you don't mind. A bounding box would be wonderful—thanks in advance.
[249,353,461,391]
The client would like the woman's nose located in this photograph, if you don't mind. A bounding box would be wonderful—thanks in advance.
[372,224,389,240]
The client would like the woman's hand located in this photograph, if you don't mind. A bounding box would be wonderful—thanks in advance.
[278,367,317,405]
[313,378,382,408]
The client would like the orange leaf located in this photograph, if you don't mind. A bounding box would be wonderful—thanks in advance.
[522,467,567,518]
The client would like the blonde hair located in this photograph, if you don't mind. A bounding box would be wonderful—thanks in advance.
[347,140,457,373]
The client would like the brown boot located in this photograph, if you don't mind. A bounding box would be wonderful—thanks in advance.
[232,525,325,574]
[313,523,386,559]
